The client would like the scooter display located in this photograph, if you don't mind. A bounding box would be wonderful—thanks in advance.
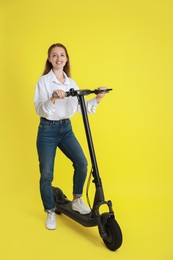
[52,88,123,251]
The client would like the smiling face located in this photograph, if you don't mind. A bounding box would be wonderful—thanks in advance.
[48,46,68,71]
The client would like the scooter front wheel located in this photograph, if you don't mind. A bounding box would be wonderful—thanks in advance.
[102,217,123,251]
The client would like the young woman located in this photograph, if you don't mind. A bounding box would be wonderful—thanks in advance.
[34,43,107,230]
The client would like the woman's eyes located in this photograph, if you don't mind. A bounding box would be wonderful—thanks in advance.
[52,54,65,57]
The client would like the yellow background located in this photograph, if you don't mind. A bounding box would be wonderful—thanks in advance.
[1,0,173,259]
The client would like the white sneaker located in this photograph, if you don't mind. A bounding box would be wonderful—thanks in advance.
[46,211,56,230]
[72,198,91,215]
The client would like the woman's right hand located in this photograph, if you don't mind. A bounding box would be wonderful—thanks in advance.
[50,89,66,103]
[52,89,66,99]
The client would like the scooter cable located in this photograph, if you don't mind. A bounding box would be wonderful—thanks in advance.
[86,168,92,209]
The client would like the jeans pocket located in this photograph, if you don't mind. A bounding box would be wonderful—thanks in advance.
[66,119,71,126]
[39,121,52,129]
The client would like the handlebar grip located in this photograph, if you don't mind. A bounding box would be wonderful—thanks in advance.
[94,88,112,94]
[52,92,70,98]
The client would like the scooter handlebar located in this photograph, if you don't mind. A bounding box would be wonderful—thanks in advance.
[52,88,112,98]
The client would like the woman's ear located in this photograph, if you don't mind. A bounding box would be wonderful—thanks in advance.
[65,57,68,64]
[48,58,51,64]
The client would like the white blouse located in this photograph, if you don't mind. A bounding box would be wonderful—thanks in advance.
[34,69,98,120]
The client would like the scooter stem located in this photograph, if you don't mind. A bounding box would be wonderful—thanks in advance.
[77,95,105,206]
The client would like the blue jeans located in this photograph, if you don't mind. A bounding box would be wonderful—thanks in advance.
[36,117,88,211]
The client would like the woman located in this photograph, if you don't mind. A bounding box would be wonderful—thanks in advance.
[34,43,107,229]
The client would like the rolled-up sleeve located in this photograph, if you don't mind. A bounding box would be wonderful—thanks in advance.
[86,98,98,114]
[34,80,56,118]
[77,97,98,114]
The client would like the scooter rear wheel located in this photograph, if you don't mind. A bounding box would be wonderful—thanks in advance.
[102,217,123,251]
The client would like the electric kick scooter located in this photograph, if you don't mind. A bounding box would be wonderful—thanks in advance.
[52,88,123,251]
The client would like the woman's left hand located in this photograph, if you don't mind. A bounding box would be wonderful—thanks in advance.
[96,86,107,103]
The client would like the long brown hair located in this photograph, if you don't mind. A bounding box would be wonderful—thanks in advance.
[42,43,71,77]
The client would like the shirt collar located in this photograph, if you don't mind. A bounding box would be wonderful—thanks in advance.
[48,69,71,85]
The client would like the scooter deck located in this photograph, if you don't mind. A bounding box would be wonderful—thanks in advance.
[55,201,97,227]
